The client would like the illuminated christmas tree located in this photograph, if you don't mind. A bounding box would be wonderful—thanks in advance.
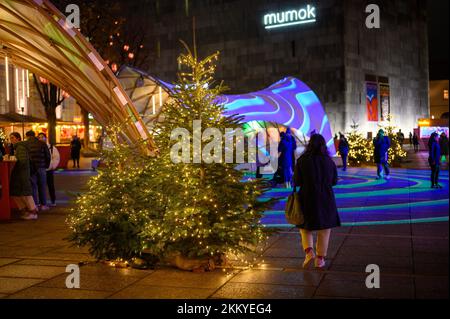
[66,123,158,264]
[141,43,275,267]
[346,121,374,166]
[66,44,275,270]
[377,114,407,164]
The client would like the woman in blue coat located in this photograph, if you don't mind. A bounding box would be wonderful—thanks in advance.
[278,128,297,188]
[428,132,442,188]
[294,134,340,269]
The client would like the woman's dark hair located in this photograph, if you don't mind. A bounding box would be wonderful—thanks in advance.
[38,132,47,138]
[10,132,21,141]
[428,132,438,149]
[303,134,329,157]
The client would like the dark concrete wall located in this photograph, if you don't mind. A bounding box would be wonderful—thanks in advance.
[141,0,429,134]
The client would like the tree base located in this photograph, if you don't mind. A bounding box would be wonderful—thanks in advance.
[165,252,228,272]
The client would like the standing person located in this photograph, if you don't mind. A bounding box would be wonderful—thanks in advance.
[413,134,420,152]
[70,135,82,169]
[397,129,405,145]
[439,132,449,167]
[0,138,5,156]
[338,134,349,171]
[38,133,60,207]
[409,132,413,146]
[428,132,442,188]
[25,130,51,211]
[293,134,340,269]
[373,129,391,180]
[278,128,297,188]
[9,132,38,220]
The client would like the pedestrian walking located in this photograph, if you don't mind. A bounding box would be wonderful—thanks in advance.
[38,133,60,207]
[70,135,82,168]
[25,130,51,211]
[278,128,297,188]
[428,132,442,188]
[439,132,449,167]
[373,129,391,180]
[413,134,420,152]
[9,132,38,220]
[293,134,340,269]
[338,133,349,171]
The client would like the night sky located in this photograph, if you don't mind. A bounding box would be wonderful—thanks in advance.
[428,0,449,80]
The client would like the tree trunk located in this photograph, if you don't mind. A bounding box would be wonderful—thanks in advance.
[82,108,90,149]
[47,84,59,145]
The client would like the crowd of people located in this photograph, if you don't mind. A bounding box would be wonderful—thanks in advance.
[0,131,84,221]
[274,128,448,269]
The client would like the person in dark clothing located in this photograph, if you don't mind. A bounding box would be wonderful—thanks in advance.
[428,132,442,188]
[9,132,38,220]
[293,134,340,269]
[278,128,297,188]
[439,132,449,167]
[338,134,349,171]
[413,134,419,152]
[70,135,82,168]
[409,132,413,146]
[38,133,60,206]
[373,129,391,180]
[25,130,51,210]
[0,139,5,156]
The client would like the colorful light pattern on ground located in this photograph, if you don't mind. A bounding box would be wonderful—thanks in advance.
[258,168,449,227]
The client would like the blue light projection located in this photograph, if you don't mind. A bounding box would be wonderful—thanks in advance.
[256,168,449,227]
[218,77,336,155]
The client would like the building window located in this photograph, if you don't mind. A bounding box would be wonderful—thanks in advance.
[444,89,449,100]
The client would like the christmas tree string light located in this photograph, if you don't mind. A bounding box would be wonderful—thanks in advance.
[66,44,276,270]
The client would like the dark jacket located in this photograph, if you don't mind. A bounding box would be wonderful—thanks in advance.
[338,139,349,155]
[70,139,82,158]
[25,137,51,170]
[294,154,341,230]
[439,136,449,156]
[429,141,441,166]
[278,135,297,183]
[10,142,33,196]
[0,142,5,156]
[373,136,391,163]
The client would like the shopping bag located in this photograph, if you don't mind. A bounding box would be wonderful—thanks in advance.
[285,186,304,225]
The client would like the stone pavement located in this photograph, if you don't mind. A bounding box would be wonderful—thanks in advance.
[0,164,448,299]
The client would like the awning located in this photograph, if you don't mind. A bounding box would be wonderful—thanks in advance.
[0,0,155,154]
[0,112,46,124]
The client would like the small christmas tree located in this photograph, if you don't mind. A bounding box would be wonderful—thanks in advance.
[377,114,407,164]
[66,123,159,264]
[346,121,374,166]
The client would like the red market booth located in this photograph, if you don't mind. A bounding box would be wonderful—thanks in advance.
[56,145,71,169]
[0,160,15,220]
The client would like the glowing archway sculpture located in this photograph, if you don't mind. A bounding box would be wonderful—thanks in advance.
[118,67,336,155]
[0,0,155,153]
[218,77,336,155]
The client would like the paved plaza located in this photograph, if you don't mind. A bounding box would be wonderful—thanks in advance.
[0,151,448,299]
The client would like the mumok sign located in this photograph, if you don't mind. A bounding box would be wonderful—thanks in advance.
[264,4,316,29]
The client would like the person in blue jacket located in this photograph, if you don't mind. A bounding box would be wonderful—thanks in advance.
[338,133,349,171]
[278,128,297,188]
[428,132,442,188]
[373,129,391,180]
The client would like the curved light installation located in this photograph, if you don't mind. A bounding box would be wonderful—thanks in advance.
[118,67,336,155]
[0,0,155,153]
[219,77,336,155]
